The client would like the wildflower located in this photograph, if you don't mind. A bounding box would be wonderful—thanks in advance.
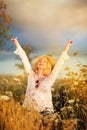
[13,77,20,82]
[68,99,75,104]
[73,52,78,56]
[5,91,13,97]
[0,95,10,101]
[3,78,8,83]
[64,66,70,71]
[74,81,78,85]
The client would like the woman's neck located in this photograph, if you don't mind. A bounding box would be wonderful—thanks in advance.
[36,69,44,79]
[37,73,43,79]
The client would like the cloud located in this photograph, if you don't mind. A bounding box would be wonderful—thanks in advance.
[0,51,15,61]
[5,0,87,31]
[3,0,87,56]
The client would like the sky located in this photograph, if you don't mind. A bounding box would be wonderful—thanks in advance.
[0,0,87,76]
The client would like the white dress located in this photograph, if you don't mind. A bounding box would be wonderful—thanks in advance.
[14,44,69,112]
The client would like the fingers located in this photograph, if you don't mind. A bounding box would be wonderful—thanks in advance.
[66,40,73,49]
[11,37,18,43]
[64,40,73,52]
[68,40,73,44]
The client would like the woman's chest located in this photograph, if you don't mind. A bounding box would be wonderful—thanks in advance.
[27,74,50,90]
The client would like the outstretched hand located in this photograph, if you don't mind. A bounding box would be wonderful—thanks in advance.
[68,40,73,44]
[11,37,18,44]
[11,37,19,48]
[64,40,73,53]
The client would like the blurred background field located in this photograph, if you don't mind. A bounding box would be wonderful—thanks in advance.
[0,64,87,130]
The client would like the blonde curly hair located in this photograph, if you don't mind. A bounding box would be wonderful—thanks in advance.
[33,55,56,76]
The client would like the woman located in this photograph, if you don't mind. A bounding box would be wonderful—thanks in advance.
[11,38,72,114]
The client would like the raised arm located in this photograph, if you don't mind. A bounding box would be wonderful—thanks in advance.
[46,40,73,87]
[63,40,72,53]
[11,37,32,75]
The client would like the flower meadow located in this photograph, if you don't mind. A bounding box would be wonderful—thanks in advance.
[0,64,87,130]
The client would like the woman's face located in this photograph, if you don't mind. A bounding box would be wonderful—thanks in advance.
[37,57,48,69]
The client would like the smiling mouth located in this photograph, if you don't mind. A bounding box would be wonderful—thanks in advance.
[39,65,44,68]
[39,63,44,66]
